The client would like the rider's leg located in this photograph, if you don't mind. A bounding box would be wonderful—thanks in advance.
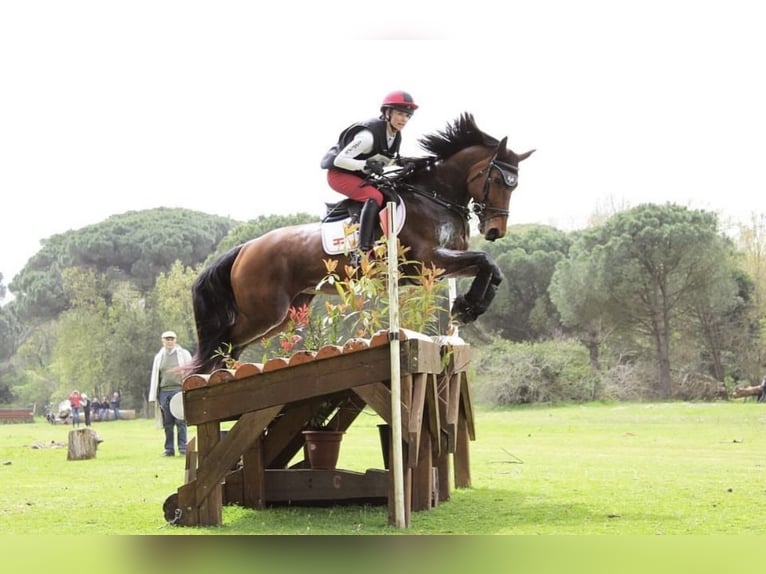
[357,198,382,253]
[326,170,384,265]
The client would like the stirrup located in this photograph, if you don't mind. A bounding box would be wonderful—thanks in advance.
[348,251,362,268]
[348,249,372,269]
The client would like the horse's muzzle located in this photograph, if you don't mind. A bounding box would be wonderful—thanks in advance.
[484,228,501,242]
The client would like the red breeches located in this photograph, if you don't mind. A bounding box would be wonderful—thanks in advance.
[326,170,383,207]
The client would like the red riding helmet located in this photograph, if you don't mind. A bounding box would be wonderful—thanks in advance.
[380,91,419,114]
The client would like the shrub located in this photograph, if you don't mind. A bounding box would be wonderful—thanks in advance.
[472,338,600,405]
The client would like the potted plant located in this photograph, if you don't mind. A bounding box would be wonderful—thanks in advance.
[301,400,344,470]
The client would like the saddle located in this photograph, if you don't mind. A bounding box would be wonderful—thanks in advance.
[320,197,407,255]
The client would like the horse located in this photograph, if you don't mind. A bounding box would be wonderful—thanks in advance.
[188,113,534,374]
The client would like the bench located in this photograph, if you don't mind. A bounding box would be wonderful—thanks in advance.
[0,408,35,424]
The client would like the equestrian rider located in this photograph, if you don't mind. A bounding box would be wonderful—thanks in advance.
[321,90,418,265]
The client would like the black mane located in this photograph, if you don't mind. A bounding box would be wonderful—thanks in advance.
[418,113,499,160]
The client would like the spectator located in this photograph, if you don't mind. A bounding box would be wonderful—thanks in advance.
[100,396,111,420]
[148,330,192,457]
[90,397,101,421]
[68,390,83,428]
[82,393,92,426]
[110,391,121,420]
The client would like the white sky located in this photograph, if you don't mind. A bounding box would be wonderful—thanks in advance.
[2,1,765,288]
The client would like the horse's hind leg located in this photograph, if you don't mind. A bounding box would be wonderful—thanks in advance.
[230,293,316,357]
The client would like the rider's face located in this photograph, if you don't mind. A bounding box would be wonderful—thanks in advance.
[387,109,412,132]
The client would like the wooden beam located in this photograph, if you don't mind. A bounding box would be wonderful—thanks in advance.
[187,406,282,523]
[408,374,427,467]
[184,340,441,425]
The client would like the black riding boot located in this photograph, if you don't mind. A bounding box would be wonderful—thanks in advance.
[351,199,381,266]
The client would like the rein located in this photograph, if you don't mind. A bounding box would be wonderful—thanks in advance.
[377,161,472,220]
[396,182,472,219]
[375,146,519,225]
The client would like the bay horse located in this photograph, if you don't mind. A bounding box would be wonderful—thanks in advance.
[189,113,534,374]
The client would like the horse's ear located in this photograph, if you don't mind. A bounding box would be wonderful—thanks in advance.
[497,137,508,154]
[517,149,536,162]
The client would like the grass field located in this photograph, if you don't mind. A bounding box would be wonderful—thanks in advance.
[1,401,764,535]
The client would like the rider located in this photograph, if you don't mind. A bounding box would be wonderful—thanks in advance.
[321,90,418,265]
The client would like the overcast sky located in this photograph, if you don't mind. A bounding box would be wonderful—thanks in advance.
[2,1,765,288]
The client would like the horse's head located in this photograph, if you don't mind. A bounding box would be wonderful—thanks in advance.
[466,137,535,241]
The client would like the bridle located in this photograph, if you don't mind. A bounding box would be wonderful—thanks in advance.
[373,139,519,225]
[466,138,518,227]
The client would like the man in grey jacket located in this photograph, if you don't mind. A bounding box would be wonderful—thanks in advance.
[149,331,192,456]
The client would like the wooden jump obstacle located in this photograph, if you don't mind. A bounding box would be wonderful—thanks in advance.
[165,330,474,527]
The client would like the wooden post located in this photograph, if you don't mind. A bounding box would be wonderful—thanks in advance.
[386,201,406,529]
[67,428,102,460]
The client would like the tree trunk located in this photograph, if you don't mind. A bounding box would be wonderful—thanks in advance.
[67,428,102,460]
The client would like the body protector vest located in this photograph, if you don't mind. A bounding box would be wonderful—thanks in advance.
[320,118,401,171]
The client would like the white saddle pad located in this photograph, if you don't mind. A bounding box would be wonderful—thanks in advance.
[320,202,406,255]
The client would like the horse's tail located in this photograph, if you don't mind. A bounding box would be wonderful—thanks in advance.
[188,245,243,374]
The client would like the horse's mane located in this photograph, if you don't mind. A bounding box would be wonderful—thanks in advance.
[418,113,499,160]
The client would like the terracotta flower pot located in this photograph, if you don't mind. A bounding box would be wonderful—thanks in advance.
[302,430,344,469]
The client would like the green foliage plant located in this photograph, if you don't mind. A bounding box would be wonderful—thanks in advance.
[315,238,448,342]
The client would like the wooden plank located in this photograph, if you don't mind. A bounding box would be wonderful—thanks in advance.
[262,402,317,468]
[411,426,433,511]
[352,382,411,432]
[182,374,209,391]
[459,372,476,440]
[185,340,443,427]
[289,350,317,366]
[234,362,263,379]
[208,369,236,385]
[222,468,244,506]
[242,438,266,509]
[184,437,197,484]
[425,373,440,457]
[177,482,199,526]
[408,373,426,468]
[264,469,388,503]
[436,439,451,502]
[342,338,370,353]
[435,371,451,502]
[185,345,395,425]
[190,406,281,518]
[440,344,472,373]
[315,345,343,360]
[263,357,290,372]
[454,408,471,489]
[197,422,222,526]
[446,373,461,453]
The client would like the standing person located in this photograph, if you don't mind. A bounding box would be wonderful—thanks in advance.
[68,390,83,428]
[320,90,418,266]
[148,330,192,457]
[81,393,92,427]
[110,391,121,420]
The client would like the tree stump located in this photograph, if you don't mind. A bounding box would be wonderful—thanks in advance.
[67,428,102,460]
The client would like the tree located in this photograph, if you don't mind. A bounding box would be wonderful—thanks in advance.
[211,213,320,259]
[9,208,236,322]
[589,203,727,397]
[549,234,612,372]
[470,225,571,341]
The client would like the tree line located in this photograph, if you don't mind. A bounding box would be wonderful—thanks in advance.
[1,203,765,412]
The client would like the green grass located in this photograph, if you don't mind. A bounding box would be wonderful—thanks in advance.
[1,401,764,534]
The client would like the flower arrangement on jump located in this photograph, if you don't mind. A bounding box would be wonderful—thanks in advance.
[213,237,448,366]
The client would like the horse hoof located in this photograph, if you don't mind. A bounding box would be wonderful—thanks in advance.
[451,296,478,324]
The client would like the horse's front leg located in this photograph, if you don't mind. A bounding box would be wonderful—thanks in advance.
[430,248,504,324]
